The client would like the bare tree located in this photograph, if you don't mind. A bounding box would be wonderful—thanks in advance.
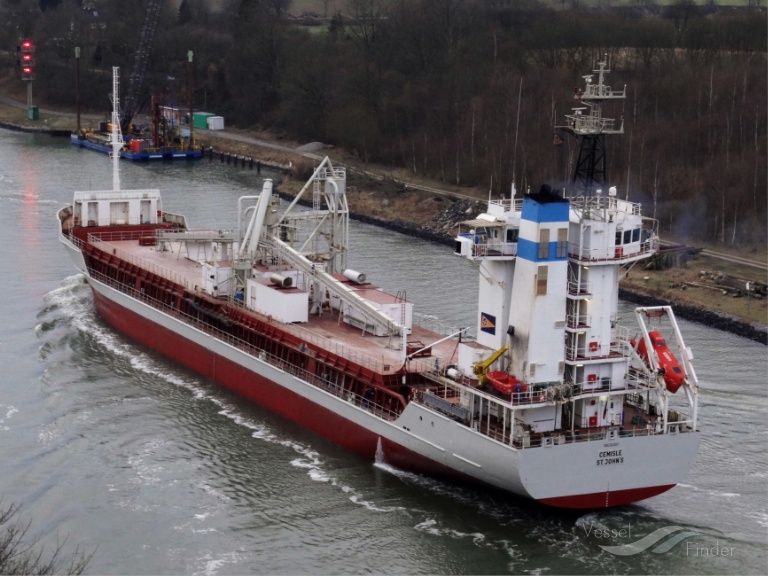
[0,501,93,575]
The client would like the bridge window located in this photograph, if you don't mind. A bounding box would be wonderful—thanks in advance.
[616,228,640,246]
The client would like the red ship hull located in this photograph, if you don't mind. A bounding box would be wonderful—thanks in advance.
[90,285,467,482]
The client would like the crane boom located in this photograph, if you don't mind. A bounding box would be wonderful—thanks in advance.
[473,345,509,383]
[121,0,164,132]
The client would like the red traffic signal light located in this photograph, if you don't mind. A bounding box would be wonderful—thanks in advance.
[17,40,35,80]
[18,40,35,80]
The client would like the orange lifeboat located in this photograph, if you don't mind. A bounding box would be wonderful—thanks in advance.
[487,371,526,396]
[634,331,685,393]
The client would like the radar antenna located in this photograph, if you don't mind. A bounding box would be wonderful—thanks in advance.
[557,57,626,195]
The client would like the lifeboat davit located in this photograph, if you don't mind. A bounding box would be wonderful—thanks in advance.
[634,331,685,393]
[487,371,526,396]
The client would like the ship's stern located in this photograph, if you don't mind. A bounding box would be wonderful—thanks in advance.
[517,430,701,508]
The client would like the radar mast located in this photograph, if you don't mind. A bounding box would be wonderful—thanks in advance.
[558,58,625,195]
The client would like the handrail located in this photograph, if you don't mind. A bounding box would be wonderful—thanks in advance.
[81,236,437,375]
[567,239,658,263]
[88,232,197,293]
[87,268,404,420]
[566,312,591,328]
[567,280,592,295]
[568,195,641,217]
[74,189,160,201]
[472,241,518,258]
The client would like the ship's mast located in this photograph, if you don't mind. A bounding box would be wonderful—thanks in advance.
[110,66,123,191]
[559,58,625,196]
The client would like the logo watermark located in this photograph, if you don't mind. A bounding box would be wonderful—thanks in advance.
[583,524,734,557]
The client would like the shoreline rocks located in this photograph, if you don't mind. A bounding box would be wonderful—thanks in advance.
[619,288,767,345]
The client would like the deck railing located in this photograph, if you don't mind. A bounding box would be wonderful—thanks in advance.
[82,234,412,375]
[88,268,403,421]
[415,370,692,450]
[88,231,198,293]
[472,241,518,258]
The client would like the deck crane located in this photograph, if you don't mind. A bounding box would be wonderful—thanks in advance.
[120,0,164,133]
[473,345,509,385]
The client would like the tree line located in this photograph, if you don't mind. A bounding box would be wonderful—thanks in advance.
[2,0,766,245]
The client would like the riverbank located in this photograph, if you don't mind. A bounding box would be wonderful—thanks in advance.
[1,94,765,344]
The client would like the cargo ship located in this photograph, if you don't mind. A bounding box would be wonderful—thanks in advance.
[57,61,700,508]
[70,67,202,161]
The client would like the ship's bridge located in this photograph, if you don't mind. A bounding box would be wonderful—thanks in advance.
[454,198,522,261]
[567,193,658,265]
